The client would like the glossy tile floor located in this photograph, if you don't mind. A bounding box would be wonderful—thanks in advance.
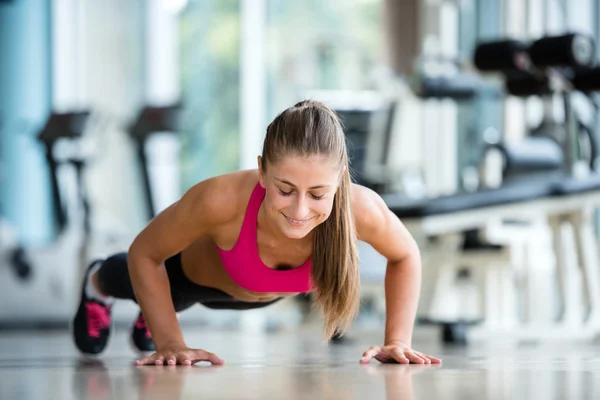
[1,326,600,400]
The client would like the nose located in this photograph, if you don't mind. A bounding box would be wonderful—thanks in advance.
[291,194,310,219]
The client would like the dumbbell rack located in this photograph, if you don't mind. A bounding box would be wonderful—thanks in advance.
[474,33,600,340]
[387,33,600,344]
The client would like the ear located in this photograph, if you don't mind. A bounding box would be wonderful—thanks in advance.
[257,156,266,188]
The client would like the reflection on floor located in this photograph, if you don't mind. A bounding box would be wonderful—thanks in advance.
[0,326,599,400]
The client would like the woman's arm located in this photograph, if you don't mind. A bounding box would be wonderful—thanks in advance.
[353,184,421,345]
[353,185,440,364]
[128,176,238,353]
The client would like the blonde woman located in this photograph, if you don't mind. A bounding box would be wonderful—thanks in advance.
[72,100,442,366]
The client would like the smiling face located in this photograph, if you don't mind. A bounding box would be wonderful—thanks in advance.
[258,154,342,240]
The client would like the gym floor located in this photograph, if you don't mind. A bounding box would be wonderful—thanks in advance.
[0,325,598,399]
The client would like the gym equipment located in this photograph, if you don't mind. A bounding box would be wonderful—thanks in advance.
[474,40,531,73]
[0,111,131,325]
[528,33,596,69]
[128,104,182,221]
[0,116,33,281]
[351,32,600,344]
[399,33,600,343]
[474,33,596,74]
[324,94,393,193]
[476,33,599,184]
[0,220,31,280]
[481,137,564,186]
[0,111,92,283]
[504,72,550,97]
[414,70,506,191]
[412,72,486,100]
[38,111,91,236]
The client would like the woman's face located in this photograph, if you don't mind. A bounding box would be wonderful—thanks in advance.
[258,154,342,240]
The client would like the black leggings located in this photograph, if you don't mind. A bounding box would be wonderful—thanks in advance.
[96,252,282,312]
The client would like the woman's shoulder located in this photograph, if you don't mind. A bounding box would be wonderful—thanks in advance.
[183,169,260,225]
[350,183,390,239]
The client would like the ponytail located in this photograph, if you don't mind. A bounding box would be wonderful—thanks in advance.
[312,164,359,340]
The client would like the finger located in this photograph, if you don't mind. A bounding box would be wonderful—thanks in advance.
[205,352,225,365]
[177,352,193,365]
[154,355,165,366]
[420,353,432,364]
[135,357,147,366]
[420,354,442,364]
[177,355,192,366]
[360,347,381,363]
[362,346,379,357]
[405,351,426,364]
[410,350,430,364]
[166,355,177,366]
[390,348,410,364]
[190,351,225,365]
[136,356,155,366]
[413,350,440,364]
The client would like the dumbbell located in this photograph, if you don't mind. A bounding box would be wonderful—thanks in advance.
[474,39,530,73]
[529,33,595,68]
[413,73,482,100]
[504,72,550,97]
[572,67,600,92]
[474,33,596,73]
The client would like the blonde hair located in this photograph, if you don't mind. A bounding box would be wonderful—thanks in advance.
[261,100,359,340]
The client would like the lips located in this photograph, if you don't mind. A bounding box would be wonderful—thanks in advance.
[283,213,312,226]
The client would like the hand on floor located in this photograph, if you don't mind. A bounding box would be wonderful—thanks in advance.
[135,345,224,366]
[360,341,442,365]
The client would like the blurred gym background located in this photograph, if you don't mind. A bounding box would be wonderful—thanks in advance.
[2,0,600,345]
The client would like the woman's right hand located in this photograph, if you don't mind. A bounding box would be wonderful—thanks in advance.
[135,344,224,366]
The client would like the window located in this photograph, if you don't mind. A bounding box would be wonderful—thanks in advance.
[265,0,383,120]
[179,0,241,188]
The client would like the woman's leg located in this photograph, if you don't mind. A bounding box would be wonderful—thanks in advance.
[95,252,197,312]
[94,253,136,300]
[73,252,194,355]
[72,258,120,355]
[96,252,201,352]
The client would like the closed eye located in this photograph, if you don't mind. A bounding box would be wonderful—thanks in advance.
[278,189,325,200]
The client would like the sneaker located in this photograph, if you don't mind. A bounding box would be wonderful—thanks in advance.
[72,261,112,355]
[131,312,155,352]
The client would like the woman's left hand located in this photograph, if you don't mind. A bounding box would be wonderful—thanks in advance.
[360,341,442,364]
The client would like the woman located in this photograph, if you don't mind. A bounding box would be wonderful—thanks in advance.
[72,100,441,366]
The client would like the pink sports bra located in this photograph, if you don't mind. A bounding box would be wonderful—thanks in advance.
[215,183,314,293]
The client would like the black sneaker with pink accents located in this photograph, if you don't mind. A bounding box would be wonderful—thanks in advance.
[72,261,112,355]
[131,312,155,352]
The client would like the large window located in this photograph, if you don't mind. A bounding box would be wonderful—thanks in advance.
[178,0,383,187]
[0,0,53,244]
[179,0,241,188]
[265,0,383,121]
